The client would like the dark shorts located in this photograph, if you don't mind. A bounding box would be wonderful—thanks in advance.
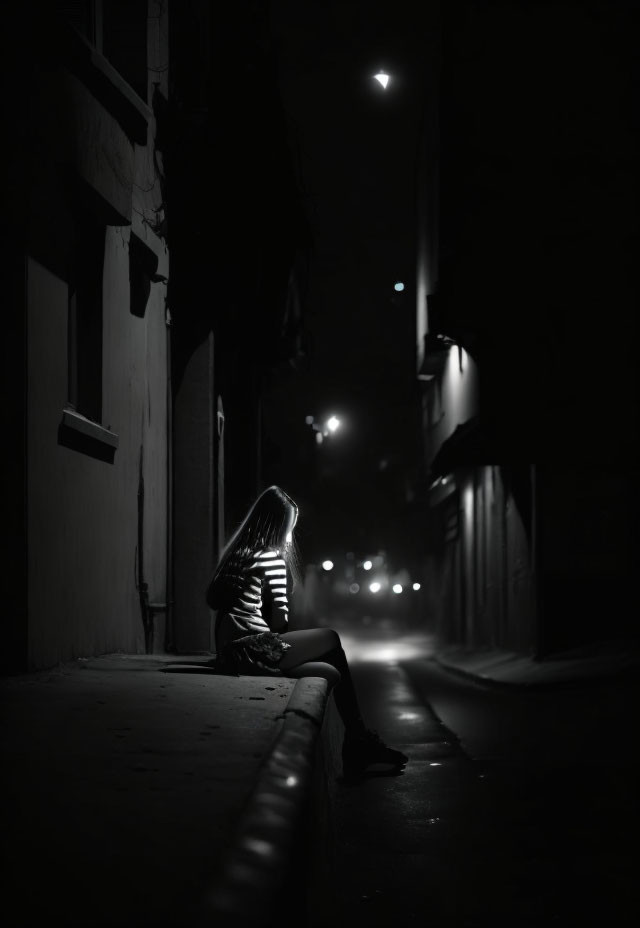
[214,631,292,676]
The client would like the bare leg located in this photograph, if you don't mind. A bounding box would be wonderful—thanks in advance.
[279,629,366,734]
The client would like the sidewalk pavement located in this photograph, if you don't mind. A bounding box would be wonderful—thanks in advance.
[1,653,329,928]
[433,637,640,688]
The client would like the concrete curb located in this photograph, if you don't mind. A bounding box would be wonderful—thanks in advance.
[194,676,329,928]
[433,648,640,690]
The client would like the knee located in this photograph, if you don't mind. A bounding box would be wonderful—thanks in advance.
[317,663,342,688]
[284,661,342,688]
[320,628,341,652]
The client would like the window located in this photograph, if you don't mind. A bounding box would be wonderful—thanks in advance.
[68,211,106,423]
[56,0,148,102]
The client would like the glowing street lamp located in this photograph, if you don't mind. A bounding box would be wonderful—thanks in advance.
[306,413,343,443]
[412,582,421,591]
[394,281,405,292]
[373,70,390,89]
[322,560,334,571]
[369,581,381,593]
[363,560,373,571]
[392,584,403,594]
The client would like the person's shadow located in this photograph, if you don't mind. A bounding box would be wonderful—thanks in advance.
[160,659,226,675]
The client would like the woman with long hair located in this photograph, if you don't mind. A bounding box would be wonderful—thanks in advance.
[207,485,408,778]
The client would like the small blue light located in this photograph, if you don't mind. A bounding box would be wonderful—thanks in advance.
[394,282,405,292]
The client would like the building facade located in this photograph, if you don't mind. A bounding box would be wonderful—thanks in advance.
[4,1,170,671]
[3,0,307,669]
[166,0,310,653]
[416,0,639,657]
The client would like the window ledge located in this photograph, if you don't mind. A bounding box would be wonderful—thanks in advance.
[59,20,152,144]
[62,408,119,449]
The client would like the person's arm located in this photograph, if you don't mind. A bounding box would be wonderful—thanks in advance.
[206,562,241,611]
[259,550,289,633]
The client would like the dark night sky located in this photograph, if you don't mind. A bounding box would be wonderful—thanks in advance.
[262,0,437,561]
[270,0,433,380]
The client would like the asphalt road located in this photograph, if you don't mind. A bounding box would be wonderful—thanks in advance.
[311,621,639,927]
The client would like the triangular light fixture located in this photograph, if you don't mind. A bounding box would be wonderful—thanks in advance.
[373,71,390,89]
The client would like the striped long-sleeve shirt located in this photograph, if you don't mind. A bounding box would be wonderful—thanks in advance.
[212,549,289,651]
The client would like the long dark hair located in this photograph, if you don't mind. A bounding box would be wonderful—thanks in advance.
[206,485,300,608]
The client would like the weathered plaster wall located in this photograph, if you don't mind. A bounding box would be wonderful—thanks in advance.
[27,228,167,668]
[25,0,170,669]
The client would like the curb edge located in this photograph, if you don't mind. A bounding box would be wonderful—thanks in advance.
[195,676,329,927]
[433,654,639,691]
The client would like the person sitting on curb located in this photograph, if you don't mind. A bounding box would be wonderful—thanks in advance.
[205,485,408,779]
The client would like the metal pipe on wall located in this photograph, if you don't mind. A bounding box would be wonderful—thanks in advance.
[137,443,151,652]
[165,304,174,651]
[135,296,173,655]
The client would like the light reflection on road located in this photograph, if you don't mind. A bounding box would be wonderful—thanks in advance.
[333,622,436,664]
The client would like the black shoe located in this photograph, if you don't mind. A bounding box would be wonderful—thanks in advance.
[342,728,408,777]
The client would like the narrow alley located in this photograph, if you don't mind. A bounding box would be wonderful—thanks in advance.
[2,3,638,926]
[306,621,639,927]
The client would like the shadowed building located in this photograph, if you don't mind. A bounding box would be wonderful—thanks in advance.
[166,0,310,653]
[4,0,171,671]
[2,0,308,670]
[416,0,639,657]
